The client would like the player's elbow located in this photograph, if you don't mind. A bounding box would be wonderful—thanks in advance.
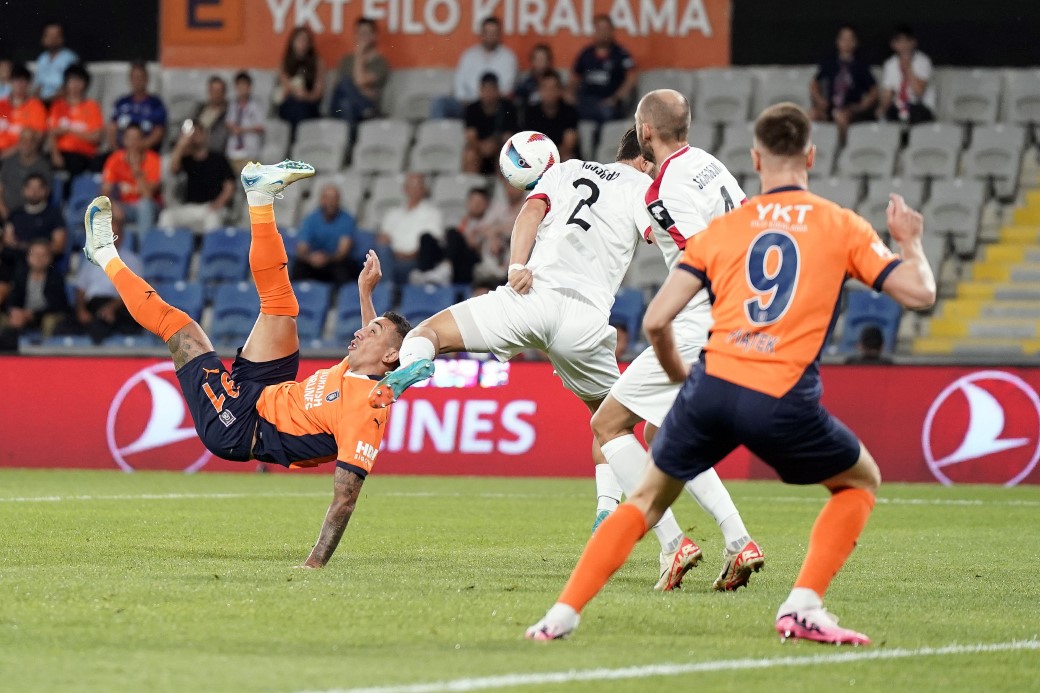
[642,312,669,340]
[892,283,936,311]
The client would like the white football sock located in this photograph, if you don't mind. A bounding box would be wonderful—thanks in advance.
[601,435,684,552]
[546,602,580,626]
[777,587,822,619]
[246,190,275,207]
[397,336,435,367]
[94,245,120,272]
[594,463,622,513]
[685,469,751,551]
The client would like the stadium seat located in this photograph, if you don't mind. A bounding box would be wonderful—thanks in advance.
[717,122,756,178]
[64,174,103,236]
[151,280,204,320]
[261,118,291,163]
[398,284,455,324]
[350,229,379,263]
[100,333,165,349]
[962,124,1027,199]
[902,123,963,180]
[922,178,986,256]
[937,68,1002,124]
[161,68,215,133]
[838,290,902,354]
[382,68,455,121]
[410,119,465,174]
[751,66,813,113]
[248,70,278,110]
[352,119,413,173]
[211,281,261,345]
[334,282,393,341]
[638,69,697,103]
[290,118,350,173]
[361,173,407,228]
[198,227,251,285]
[578,120,598,160]
[610,288,644,340]
[141,228,193,283]
[815,177,862,209]
[693,69,753,125]
[688,121,716,153]
[297,170,366,219]
[622,239,668,290]
[280,226,300,265]
[858,177,926,235]
[595,120,633,163]
[293,280,332,341]
[837,122,902,178]
[809,121,839,177]
[42,334,95,348]
[1001,68,1040,127]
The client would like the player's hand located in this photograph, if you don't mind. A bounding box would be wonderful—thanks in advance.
[887,193,924,245]
[508,265,534,294]
[358,249,382,293]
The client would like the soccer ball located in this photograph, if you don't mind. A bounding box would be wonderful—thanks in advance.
[499,131,559,191]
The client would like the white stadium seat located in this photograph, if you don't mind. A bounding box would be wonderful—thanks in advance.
[578,120,598,161]
[837,122,902,178]
[688,121,716,153]
[1001,68,1040,126]
[922,178,986,256]
[360,173,408,228]
[752,66,813,113]
[716,121,755,178]
[637,69,697,102]
[815,177,862,209]
[409,120,465,174]
[962,124,1027,199]
[261,119,291,163]
[809,121,839,178]
[858,177,926,235]
[902,122,963,180]
[297,169,366,219]
[937,68,1002,124]
[693,69,753,124]
[595,120,633,163]
[382,69,455,121]
[290,118,350,173]
[352,119,412,174]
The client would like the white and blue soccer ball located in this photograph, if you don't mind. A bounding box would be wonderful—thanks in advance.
[499,131,559,191]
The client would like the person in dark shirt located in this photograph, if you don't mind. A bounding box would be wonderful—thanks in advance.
[463,72,517,175]
[2,173,66,269]
[4,239,68,338]
[809,25,878,142]
[523,72,579,160]
[107,61,167,151]
[514,43,555,109]
[571,15,637,123]
[158,121,235,234]
[844,325,894,365]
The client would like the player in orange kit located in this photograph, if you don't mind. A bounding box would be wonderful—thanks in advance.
[526,103,936,644]
[80,160,411,568]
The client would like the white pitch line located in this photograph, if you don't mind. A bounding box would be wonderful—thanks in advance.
[0,491,329,503]
[297,639,1040,693]
[748,495,1040,508]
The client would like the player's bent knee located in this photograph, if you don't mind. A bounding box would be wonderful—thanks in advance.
[590,397,639,445]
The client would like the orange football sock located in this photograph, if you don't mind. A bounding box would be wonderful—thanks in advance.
[794,487,875,597]
[105,258,193,343]
[558,503,648,612]
[248,203,298,317]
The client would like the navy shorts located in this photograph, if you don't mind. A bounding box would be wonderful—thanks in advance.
[176,349,300,462]
[651,362,860,485]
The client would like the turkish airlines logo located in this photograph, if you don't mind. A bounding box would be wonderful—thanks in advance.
[106,362,212,473]
[922,371,1040,486]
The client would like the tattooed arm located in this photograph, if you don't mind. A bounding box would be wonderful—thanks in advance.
[301,465,365,568]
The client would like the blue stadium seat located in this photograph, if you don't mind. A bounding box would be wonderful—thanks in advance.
[198,227,251,285]
[293,280,332,340]
[839,291,902,354]
[334,282,393,342]
[610,288,645,340]
[211,281,261,345]
[42,335,94,348]
[152,280,205,321]
[281,227,299,266]
[399,284,454,325]
[64,174,102,237]
[100,333,165,348]
[351,229,378,262]
[141,228,193,283]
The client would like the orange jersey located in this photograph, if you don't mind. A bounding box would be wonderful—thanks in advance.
[254,358,389,476]
[49,98,104,156]
[101,149,161,203]
[0,97,48,151]
[680,187,900,397]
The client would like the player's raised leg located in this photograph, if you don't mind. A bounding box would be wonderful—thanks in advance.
[83,195,210,368]
[775,444,879,646]
[367,307,463,407]
[238,160,315,362]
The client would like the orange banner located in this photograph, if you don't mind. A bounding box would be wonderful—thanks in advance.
[161,0,730,70]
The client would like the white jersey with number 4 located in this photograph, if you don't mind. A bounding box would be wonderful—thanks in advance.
[526,159,651,316]
[643,145,746,333]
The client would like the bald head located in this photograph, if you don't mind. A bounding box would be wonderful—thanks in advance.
[636,89,691,144]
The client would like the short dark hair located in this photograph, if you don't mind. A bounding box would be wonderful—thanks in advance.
[123,122,144,136]
[481,16,501,29]
[479,72,499,88]
[892,24,915,40]
[129,60,148,74]
[208,75,226,88]
[858,324,885,351]
[753,102,812,157]
[10,63,31,81]
[538,70,562,88]
[63,62,90,89]
[594,14,613,27]
[23,172,49,188]
[616,126,642,162]
[381,311,413,369]
[234,71,252,85]
[837,24,858,37]
[467,186,490,199]
[530,43,553,62]
[357,17,377,31]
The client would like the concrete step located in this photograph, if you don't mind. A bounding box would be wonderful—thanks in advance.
[929,317,1040,339]
[939,299,1040,320]
[914,337,1040,355]
[958,281,1040,301]
[1001,225,1040,243]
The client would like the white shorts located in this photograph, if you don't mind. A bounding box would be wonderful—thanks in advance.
[450,285,619,401]
[610,331,706,428]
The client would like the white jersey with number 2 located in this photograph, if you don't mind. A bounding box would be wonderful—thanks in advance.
[526,159,651,316]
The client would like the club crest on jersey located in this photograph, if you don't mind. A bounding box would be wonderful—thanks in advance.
[648,199,676,229]
[218,409,237,428]
[326,391,340,403]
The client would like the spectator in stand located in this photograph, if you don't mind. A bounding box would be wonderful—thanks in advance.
[523,72,580,160]
[101,123,161,234]
[453,186,508,285]
[62,203,142,344]
[3,239,68,339]
[809,25,878,142]
[331,17,389,129]
[571,16,637,123]
[844,325,894,364]
[47,63,104,187]
[430,17,517,119]
[2,173,66,268]
[463,73,517,174]
[377,172,444,285]
[157,121,235,234]
[514,44,555,109]
[0,59,12,100]
[108,61,167,151]
[194,76,229,154]
[878,24,935,124]
[484,178,526,237]
[225,72,265,175]
[0,64,48,155]
[277,26,325,138]
[33,22,78,103]
[292,184,360,285]
[0,130,52,220]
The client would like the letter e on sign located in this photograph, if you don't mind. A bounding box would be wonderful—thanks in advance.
[162,0,244,45]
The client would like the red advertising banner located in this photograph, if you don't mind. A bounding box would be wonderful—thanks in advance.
[160,0,731,70]
[1,357,1038,486]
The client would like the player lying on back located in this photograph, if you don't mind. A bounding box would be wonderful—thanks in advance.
[527,103,936,644]
[80,160,411,569]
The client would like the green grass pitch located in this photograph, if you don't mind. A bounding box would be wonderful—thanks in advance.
[1,469,1038,692]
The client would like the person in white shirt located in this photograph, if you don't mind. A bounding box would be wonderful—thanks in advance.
[377,172,445,285]
[33,22,78,103]
[429,16,518,119]
[225,72,266,175]
[878,24,935,124]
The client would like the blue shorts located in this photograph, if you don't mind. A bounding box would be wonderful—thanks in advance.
[176,349,300,462]
[651,362,860,485]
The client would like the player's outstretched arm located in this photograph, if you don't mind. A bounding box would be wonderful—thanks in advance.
[645,268,704,382]
[881,194,936,310]
[357,250,382,325]
[301,466,365,568]
[507,198,547,294]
